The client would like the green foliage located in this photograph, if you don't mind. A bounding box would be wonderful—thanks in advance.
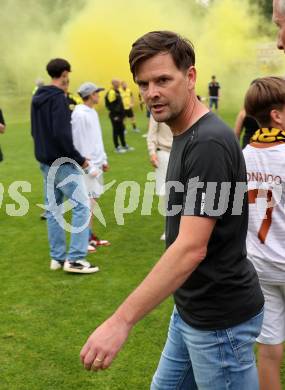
[250,0,273,20]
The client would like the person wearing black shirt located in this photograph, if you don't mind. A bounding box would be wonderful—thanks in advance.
[105,79,128,153]
[208,75,220,111]
[0,109,5,162]
[235,108,259,148]
[80,31,264,389]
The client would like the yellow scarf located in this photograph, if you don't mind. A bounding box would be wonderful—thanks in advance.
[251,128,285,143]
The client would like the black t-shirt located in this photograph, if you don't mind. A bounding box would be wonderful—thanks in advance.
[165,112,264,330]
[0,109,5,125]
[208,82,220,97]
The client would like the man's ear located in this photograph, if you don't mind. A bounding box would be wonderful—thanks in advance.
[186,66,196,90]
[270,109,283,126]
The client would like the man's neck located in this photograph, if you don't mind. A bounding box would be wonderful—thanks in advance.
[51,79,64,90]
[267,121,283,131]
[84,101,94,108]
[169,95,209,136]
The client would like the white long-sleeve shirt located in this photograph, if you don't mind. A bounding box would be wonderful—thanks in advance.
[147,115,173,156]
[71,104,107,166]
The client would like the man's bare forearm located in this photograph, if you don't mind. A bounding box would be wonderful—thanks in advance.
[115,238,206,327]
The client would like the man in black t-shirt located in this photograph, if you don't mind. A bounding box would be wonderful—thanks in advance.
[80,31,264,389]
[208,75,220,111]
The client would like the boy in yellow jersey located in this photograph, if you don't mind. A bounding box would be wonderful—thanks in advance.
[120,81,140,132]
[243,76,285,390]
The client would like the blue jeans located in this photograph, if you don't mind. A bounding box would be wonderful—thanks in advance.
[40,162,90,262]
[209,97,219,110]
[151,306,264,390]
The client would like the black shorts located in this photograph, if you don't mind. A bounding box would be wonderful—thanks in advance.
[124,108,134,118]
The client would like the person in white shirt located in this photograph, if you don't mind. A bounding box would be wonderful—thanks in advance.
[243,76,285,390]
[72,82,111,251]
[147,116,173,240]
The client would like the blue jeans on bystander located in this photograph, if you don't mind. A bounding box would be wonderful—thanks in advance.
[40,162,90,262]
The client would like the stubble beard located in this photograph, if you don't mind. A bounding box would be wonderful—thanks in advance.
[151,104,180,125]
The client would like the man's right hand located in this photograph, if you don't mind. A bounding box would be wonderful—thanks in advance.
[80,313,132,371]
[150,153,158,168]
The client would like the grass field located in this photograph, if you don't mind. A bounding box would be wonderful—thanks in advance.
[0,108,284,389]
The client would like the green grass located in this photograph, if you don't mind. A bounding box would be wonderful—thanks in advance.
[0,108,284,389]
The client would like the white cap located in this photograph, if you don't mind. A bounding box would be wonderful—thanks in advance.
[77,82,105,98]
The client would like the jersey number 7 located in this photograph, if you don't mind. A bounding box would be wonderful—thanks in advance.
[248,189,273,244]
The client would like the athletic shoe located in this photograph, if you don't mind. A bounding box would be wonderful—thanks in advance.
[133,128,140,133]
[90,235,111,247]
[115,147,126,153]
[124,145,135,151]
[50,259,64,270]
[40,212,47,220]
[63,260,99,274]
[88,244,97,253]
[160,232,166,241]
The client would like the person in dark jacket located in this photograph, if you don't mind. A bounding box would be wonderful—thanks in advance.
[31,58,98,274]
[105,79,133,153]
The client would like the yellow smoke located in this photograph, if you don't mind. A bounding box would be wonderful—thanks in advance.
[57,0,201,99]
[56,0,284,110]
[1,0,284,115]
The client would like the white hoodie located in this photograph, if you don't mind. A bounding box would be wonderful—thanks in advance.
[71,104,107,167]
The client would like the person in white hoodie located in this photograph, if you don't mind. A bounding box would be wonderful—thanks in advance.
[72,82,111,252]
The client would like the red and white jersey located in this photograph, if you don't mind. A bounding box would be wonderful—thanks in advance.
[243,143,285,283]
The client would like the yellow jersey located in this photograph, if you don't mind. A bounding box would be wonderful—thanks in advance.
[119,87,133,110]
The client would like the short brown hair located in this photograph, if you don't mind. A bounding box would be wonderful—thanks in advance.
[46,58,71,78]
[129,31,195,79]
[244,77,285,127]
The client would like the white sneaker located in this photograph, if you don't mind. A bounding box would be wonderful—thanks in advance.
[88,244,97,253]
[63,260,99,274]
[50,259,64,270]
[115,147,126,153]
[160,232,166,241]
[124,145,135,151]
